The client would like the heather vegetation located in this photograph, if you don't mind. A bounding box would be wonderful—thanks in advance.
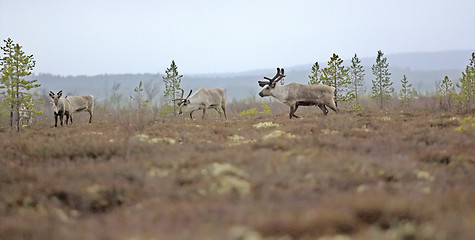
[0,96,474,240]
[1,40,474,239]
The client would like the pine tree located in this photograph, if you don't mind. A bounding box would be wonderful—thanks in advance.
[162,60,183,115]
[456,52,475,109]
[399,75,412,107]
[131,81,148,112]
[438,75,455,111]
[308,62,322,85]
[0,38,41,131]
[130,81,149,127]
[320,53,352,106]
[371,50,393,110]
[349,54,365,101]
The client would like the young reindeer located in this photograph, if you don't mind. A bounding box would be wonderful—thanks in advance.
[258,68,338,119]
[173,88,227,120]
[49,90,94,127]
[49,90,71,127]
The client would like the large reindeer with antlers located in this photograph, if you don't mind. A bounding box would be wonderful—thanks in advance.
[258,68,338,119]
[173,88,227,120]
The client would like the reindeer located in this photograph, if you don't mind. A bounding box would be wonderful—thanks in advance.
[65,95,94,124]
[173,88,227,120]
[49,90,94,127]
[258,68,338,119]
[49,90,71,127]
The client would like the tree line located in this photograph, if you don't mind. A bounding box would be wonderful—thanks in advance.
[307,50,475,111]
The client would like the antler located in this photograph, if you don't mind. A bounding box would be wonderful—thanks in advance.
[185,89,192,99]
[273,68,285,84]
[258,68,285,87]
[173,89,193,102]
[263,67,282,81]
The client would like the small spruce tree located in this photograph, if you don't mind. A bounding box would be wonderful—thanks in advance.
[349,54,366,101]
[456,52,475,109]
[371,50,393,110]
[438,76,455,111]
[130,81,149,127]
[319,53,352,106]
[131,81,148,113]
[162,60,183,115]
[308,62,322,85]
[399,75,412,107]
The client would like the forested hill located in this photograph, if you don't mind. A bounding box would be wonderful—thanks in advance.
[33,50,474,102]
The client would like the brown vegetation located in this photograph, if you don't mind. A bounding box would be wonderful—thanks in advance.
[0,100,474,240]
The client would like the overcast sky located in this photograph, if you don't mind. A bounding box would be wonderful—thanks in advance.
[1,0,474,76]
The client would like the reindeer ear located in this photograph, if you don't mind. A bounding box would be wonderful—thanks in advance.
[58,90,62,97]
[49,91,54,97]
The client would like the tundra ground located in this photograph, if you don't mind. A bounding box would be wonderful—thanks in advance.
[0,106,474,240]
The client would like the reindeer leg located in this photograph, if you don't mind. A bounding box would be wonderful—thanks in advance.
[318,104,328,115]
[189,110,194,120]
[59,114,64,126]
[88,110,92,123]
[202,108,207,120]
[54,114,58,127]
[327,102,339,113]
[222,106,227,120]
[292,103,302,119]
[214,108,222,119]
[289,105,296,119]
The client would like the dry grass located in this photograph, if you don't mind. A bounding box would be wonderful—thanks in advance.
[0,102,474,240]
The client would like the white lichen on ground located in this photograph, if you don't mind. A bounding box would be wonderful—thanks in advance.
[131,134,176,144]
[206,163,251,196]
[228,134,256,146]
[415,170,434,182]
[321,129,340,135]
[252,121,280,129]
[262,130,296,141]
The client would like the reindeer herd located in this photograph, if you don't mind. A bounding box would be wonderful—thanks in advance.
[46,68,338,127]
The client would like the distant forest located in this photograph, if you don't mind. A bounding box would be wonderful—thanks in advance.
[32,50,473,103]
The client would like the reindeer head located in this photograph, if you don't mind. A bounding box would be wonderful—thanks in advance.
[49,90,63,114]
[258,68,285,97]
[173,89,193,115]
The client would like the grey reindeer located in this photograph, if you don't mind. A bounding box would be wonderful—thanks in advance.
[173,88,227,120]
[49,90,71,127]
[49,90,94,127]
[258,68,338,119]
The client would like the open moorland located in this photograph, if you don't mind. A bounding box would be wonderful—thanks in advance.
[0,102,474,240]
